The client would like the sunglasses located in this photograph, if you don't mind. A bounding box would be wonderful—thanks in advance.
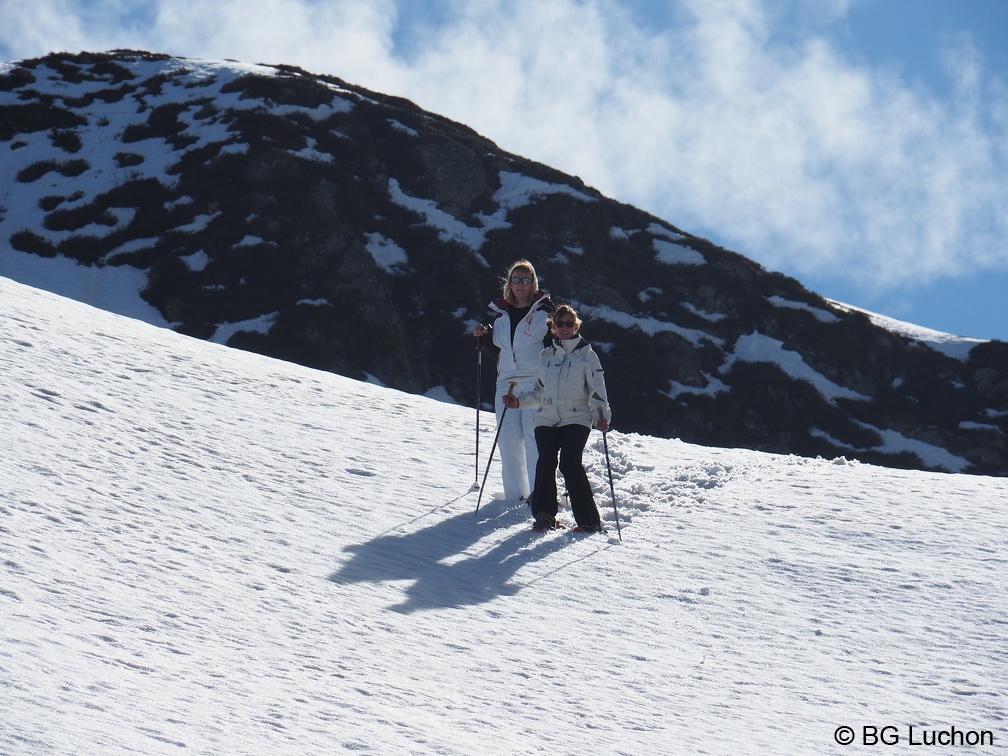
[510,276,534,285]
[554,319,576,329]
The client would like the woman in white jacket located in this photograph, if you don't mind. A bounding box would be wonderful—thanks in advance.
[503,304,612,532]
[472,260,555,502]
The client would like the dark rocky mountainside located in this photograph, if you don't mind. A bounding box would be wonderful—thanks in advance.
[2,50,1007,475]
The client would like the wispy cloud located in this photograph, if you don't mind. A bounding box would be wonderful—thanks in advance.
[2,0,1006,293]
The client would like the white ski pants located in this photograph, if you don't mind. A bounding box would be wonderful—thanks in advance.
[494,389,538,501]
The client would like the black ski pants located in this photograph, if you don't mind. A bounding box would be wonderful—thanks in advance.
[531,424,602,530]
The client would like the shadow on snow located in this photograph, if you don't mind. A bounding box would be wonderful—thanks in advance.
[328,495,587,613]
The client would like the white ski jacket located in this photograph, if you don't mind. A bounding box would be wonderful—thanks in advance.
[515,335,612,429]
[484,291,554,393]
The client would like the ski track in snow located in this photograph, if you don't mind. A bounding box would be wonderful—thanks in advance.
[1,277,1006,755]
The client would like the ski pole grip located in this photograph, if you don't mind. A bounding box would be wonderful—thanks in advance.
[507,381,517,395]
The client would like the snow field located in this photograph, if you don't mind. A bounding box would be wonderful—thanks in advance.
[1,276,1006,754]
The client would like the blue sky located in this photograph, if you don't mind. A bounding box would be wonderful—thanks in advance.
[2,0,1006,341]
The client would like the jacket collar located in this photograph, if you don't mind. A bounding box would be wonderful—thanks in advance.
[553,334,587,354]
[491,289,550,313]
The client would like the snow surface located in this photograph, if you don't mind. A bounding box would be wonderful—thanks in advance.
[2,276,1007,755]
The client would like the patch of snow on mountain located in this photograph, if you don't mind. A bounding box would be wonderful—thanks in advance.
[828,300,986,360]
[855,422,971,473]
[387,178,489,258]
[365,232,409,272]
[0,251,168,326]
[175,211,221,234]
[210,312,278,344]
[682,302,728,322]
[667,373,729,398]
[769,295,840,323]
[180,250,209,271]
[638,286,662,303]
[653,238,705,266]
[492,171,596,210]
[388,119,419,136]
[724,331,869,403]
[647,222,686,242]
[584,303,721,347]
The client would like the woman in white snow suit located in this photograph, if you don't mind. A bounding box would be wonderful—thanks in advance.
[472,260,555,503]
[502,305,612,532]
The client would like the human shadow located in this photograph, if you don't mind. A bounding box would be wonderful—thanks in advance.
[328,498,576,613]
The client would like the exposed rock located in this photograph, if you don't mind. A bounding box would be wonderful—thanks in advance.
[2,50,1006,475]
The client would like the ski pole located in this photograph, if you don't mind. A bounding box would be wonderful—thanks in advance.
[600,409,622,541]
[475,381,516,514]
[474,341,483,489]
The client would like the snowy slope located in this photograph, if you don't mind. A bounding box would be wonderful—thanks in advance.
[2,276,1006,755]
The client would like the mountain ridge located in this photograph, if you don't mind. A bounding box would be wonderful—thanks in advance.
[2,49,1006,475]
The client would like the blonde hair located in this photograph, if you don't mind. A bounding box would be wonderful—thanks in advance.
[550,304,582,332]
[500,259,539,305]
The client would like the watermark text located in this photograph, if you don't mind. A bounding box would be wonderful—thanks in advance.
[834,725,995,747]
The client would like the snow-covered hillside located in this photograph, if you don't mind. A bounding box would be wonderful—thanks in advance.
[5,50,1007,476]
[2,276,1006,754]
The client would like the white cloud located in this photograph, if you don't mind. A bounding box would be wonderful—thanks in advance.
[0,0,90,55]
[150,0,400,76]
[2,0,1007,294]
